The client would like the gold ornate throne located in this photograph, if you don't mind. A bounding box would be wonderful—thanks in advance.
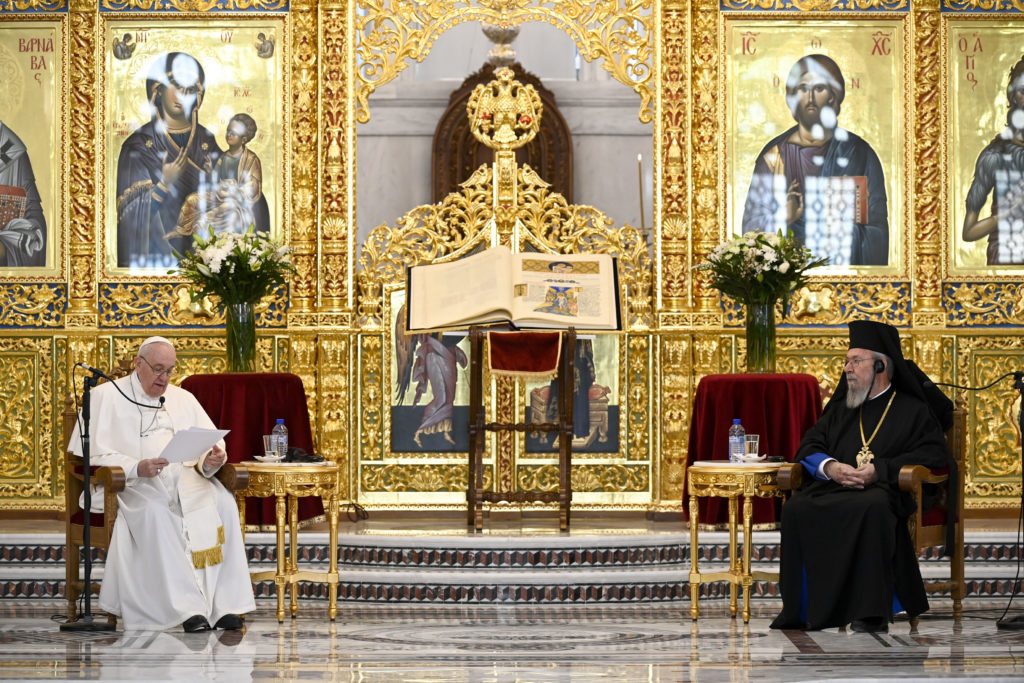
[356,67,654,509]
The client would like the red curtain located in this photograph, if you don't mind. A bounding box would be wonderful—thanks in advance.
[685,373,822,526]
[181,372,323,528]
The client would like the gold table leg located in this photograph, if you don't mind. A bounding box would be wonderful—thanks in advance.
[728,494,738,618]
[274,492,287,623]
[742,493,753,623]
[289,495,299,618]
[688,489,700,620]
[236,492,246,541]
[328,492,339,620]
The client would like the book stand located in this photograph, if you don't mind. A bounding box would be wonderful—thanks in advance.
[467,326,576,531]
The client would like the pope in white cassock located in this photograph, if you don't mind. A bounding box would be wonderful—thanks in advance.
[70,336,255,632]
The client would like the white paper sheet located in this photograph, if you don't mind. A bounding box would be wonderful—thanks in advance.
[158,427,230,463]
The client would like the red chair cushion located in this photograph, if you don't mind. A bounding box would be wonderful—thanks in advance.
[920,466,958,527]
[70,510,107,526]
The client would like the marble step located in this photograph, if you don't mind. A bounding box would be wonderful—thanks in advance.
[2,530,1021,603]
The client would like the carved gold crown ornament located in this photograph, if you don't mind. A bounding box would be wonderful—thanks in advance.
[357,68,652,332]
[468,67,542,236]
[467,66,542,150]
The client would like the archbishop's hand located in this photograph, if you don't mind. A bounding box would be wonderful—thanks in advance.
[824,460,865,489]
[850,463,878,486]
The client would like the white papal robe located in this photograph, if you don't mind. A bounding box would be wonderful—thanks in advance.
[69,372,255,630]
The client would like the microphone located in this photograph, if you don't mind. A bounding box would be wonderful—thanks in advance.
[134,394,165,410]
[77,362,111,380]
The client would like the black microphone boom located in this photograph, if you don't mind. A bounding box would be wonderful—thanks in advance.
[61,369,115,632]
[76,362,111,380]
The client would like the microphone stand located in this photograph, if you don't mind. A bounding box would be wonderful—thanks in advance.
[996,371,1024,630]
[61,368,115,632]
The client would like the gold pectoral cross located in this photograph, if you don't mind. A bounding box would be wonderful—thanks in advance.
[856,445,874,468]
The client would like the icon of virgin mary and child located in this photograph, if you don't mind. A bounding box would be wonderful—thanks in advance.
[115,52,270,269]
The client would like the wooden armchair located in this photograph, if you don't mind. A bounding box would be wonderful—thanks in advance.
[898,393,966,626]
[64,360,249,622]
[776,394,967,627]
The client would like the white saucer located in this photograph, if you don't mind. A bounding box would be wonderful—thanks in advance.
[254,454,285,463]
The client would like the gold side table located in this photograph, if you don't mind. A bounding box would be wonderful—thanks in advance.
[687,460,785,623]
[237,461,340,622]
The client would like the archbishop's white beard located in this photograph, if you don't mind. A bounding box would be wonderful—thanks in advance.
[845,378,871,409]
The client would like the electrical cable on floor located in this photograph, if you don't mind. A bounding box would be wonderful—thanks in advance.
[346,501,369,523]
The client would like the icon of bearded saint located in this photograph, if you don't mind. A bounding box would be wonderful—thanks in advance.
[741,53,890,267]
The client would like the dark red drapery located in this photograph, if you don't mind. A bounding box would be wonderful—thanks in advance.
[684,373,822,526]
[181,372,323,527]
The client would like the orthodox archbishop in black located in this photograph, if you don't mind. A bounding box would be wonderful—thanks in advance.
[771,320,951,633]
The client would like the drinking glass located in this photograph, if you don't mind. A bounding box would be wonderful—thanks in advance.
[262,435,276,458]
[743,434,764,461]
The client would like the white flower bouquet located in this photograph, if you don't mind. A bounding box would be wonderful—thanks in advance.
[172,226,294,306]
[698,230,828,306]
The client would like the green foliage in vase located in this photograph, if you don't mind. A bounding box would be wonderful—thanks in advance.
[697,230,828,307]
[171,226,295,306]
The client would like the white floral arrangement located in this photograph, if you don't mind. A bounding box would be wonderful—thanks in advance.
[698,230,828,306]
[172,226,294,306]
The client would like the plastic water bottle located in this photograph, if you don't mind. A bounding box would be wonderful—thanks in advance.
[272,419,288,459]
[728,419,745,462]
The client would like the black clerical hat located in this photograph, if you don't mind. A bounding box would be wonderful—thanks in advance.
[848,320,903,360]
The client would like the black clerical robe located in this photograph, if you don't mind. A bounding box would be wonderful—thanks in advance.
[771,388,949,630]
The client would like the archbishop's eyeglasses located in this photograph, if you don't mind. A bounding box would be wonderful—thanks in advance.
[140,356,176,377]
[843,356,874,369]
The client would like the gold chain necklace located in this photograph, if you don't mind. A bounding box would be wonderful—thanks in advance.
[856,390,896,467]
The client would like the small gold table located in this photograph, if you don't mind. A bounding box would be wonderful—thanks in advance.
[237,461,340,622]
[687,460,785,623]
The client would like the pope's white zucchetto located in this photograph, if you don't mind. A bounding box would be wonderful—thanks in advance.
[138,336,174,356]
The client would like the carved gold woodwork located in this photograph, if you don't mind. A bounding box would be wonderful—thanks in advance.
[352,0,654,125]
[3,1,1024,513]
[356,67,654,508]
[0,339,56,505]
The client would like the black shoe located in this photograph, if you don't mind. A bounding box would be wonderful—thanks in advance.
[214,614,244,630]
[182,615,212,633]
[850,616,888,633]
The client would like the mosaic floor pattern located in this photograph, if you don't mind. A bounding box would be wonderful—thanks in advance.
[2,599,1024,681]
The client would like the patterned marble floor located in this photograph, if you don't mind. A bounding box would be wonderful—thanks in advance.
[3,599,1024,681]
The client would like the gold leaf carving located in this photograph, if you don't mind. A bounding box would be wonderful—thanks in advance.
[0,339,54,504]
[942,0,1018,10]
[516,464,649,493]
[354,0,653,124]
[2,0,66,10]
[0,285,64,328]
[99,0,287,10]
[722,0,907,8]
[361,464,472,492]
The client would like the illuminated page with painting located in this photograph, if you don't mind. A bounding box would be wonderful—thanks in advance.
[407,246,621,331]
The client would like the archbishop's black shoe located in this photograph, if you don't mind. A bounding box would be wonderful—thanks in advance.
[214,613,244,630]
[183,615,212,633]
[850,616,888,633]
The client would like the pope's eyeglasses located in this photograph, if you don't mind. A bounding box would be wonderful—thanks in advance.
[140,356,175,377]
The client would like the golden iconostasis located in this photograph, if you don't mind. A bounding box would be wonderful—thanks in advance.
[0,1,1021,515]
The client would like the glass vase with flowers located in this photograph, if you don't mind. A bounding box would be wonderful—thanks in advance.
[698,230,827,372]
[173,226,294,372]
